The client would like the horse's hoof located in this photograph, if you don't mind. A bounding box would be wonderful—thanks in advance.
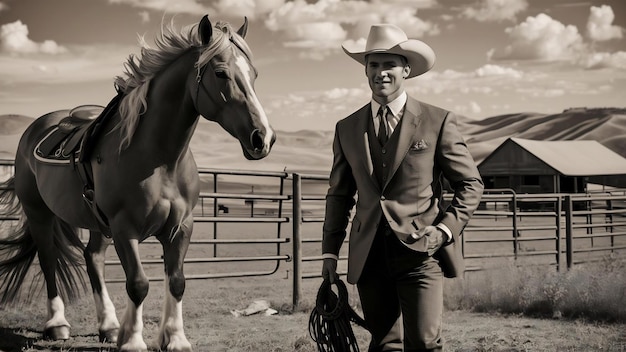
[119,341,148,352]
[99,328,119,343]
[43,325,70,340]
[160,337,193,352]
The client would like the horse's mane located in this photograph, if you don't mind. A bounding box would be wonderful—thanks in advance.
[113,18,252,151]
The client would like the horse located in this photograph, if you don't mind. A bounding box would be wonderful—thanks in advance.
[0,14,275,352]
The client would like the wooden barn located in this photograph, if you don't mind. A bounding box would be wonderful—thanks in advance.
[478,138,626,193]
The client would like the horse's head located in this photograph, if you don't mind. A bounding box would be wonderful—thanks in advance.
[192,15,275,160]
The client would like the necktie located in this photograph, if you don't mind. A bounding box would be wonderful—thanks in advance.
[378,106,388,145]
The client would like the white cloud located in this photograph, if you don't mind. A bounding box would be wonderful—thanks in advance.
[420,64,524,81]
[283,22,347,49]
[323,87,366,100]
[461,0,528,22]
[441,14,454,22]
[469,101,482,113]
[384,10,440,37]
[489,5,625,72]
[0,20,67,55]
[108,0,211,15]
[405,64,532,100]
[577,51,626,70]
[452,101,482,116]
[109,0,285,19]
[516,87,565,98]
[209,0,286,19]
[0,43,131,84]
[265,0,438,59]
[475,64,523,78]
[287,93,306,104]
[377,0,437,6]
[265,0,333,31]
[489,13,584,61]
[586,5,623,42]
[139,11,150,23]
[265,88,369,131]
[109,0,286,19]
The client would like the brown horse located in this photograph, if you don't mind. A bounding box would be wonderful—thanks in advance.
[0,15,275,351]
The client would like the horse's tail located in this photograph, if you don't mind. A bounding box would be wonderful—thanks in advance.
[0,176,87,306]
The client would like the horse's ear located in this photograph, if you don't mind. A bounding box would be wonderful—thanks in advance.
[237,17,248,38]
[199,15,212,45]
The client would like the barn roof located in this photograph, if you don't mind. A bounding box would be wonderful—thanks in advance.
[500,138,626,176]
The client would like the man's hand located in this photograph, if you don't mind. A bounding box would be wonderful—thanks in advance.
[322,258,339,284]
[408,225,444,256]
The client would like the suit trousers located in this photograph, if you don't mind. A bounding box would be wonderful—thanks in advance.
[357,221,444,352]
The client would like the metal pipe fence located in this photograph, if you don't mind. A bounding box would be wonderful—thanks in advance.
[1,159,625,307]
[290,173,626,306]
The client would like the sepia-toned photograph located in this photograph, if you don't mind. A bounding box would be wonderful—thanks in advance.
[0,0,624,351]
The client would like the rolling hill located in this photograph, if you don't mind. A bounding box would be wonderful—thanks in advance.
[462,107,626,164]
[0,107,624,172]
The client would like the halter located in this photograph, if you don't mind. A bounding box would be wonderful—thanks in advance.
[194,35,249,120]
[194,61,221,120]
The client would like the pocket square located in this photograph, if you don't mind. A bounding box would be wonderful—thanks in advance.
[410,139,429,151]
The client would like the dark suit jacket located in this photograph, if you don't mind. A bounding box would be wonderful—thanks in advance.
[322,97,484,283]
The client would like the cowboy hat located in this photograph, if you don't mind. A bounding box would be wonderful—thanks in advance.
[342,24,436,78]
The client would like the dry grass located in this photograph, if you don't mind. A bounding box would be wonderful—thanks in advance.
[1,270,625,352]
[1,203,625,351]
[446,256,626,323]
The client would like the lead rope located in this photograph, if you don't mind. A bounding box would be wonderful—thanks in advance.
[309,279,368,352]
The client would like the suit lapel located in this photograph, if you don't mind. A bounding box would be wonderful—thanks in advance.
[384,98,423,190]
[351,105,378,189]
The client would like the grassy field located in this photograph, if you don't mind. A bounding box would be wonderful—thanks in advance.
[0,269,625,352]
[1,175,625,351]
[1,217,625,351]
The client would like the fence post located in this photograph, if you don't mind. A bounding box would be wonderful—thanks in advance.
[292,173,302,308]
[555,195,562,272]
[564,194,573,270]
[512,192,518,259]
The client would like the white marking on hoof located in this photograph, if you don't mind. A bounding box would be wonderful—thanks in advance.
[44,296,71,340]
[94,289,120,342]
[159,277,192,351]
[117,297,147,351]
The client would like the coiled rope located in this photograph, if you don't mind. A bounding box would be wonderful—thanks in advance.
[308,279,368,352]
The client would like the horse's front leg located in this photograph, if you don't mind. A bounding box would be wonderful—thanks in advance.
[84,230,120,343]
[156,215,193,352]
[112,236,149,352]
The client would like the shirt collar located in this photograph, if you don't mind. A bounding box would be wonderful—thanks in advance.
[371,91,407,118]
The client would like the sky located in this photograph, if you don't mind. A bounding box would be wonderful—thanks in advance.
[0,0,624,132]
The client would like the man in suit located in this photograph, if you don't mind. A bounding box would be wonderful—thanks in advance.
[321,23,484,351]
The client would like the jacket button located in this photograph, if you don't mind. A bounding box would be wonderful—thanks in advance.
[382,162,387,167]
[382,148,386,154]
[380,196,386,201]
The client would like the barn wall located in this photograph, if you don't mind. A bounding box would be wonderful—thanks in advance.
[479,141,556,176]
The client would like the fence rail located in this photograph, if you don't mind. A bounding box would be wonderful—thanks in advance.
[290,174,626,305]
[1,159,625,307]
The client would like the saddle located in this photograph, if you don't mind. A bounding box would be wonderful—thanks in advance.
[36,105,105,162]
[35,89,122,164]
[34,91,124,237]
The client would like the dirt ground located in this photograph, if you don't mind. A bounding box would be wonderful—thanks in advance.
[1,190,624,351]
[0,276,624,352]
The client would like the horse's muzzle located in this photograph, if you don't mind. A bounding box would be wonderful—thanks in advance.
[244,128,275,160]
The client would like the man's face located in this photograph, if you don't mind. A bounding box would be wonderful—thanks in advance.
[365,53,410,103]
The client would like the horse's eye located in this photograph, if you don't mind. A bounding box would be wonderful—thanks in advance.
[215,70,228,79]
